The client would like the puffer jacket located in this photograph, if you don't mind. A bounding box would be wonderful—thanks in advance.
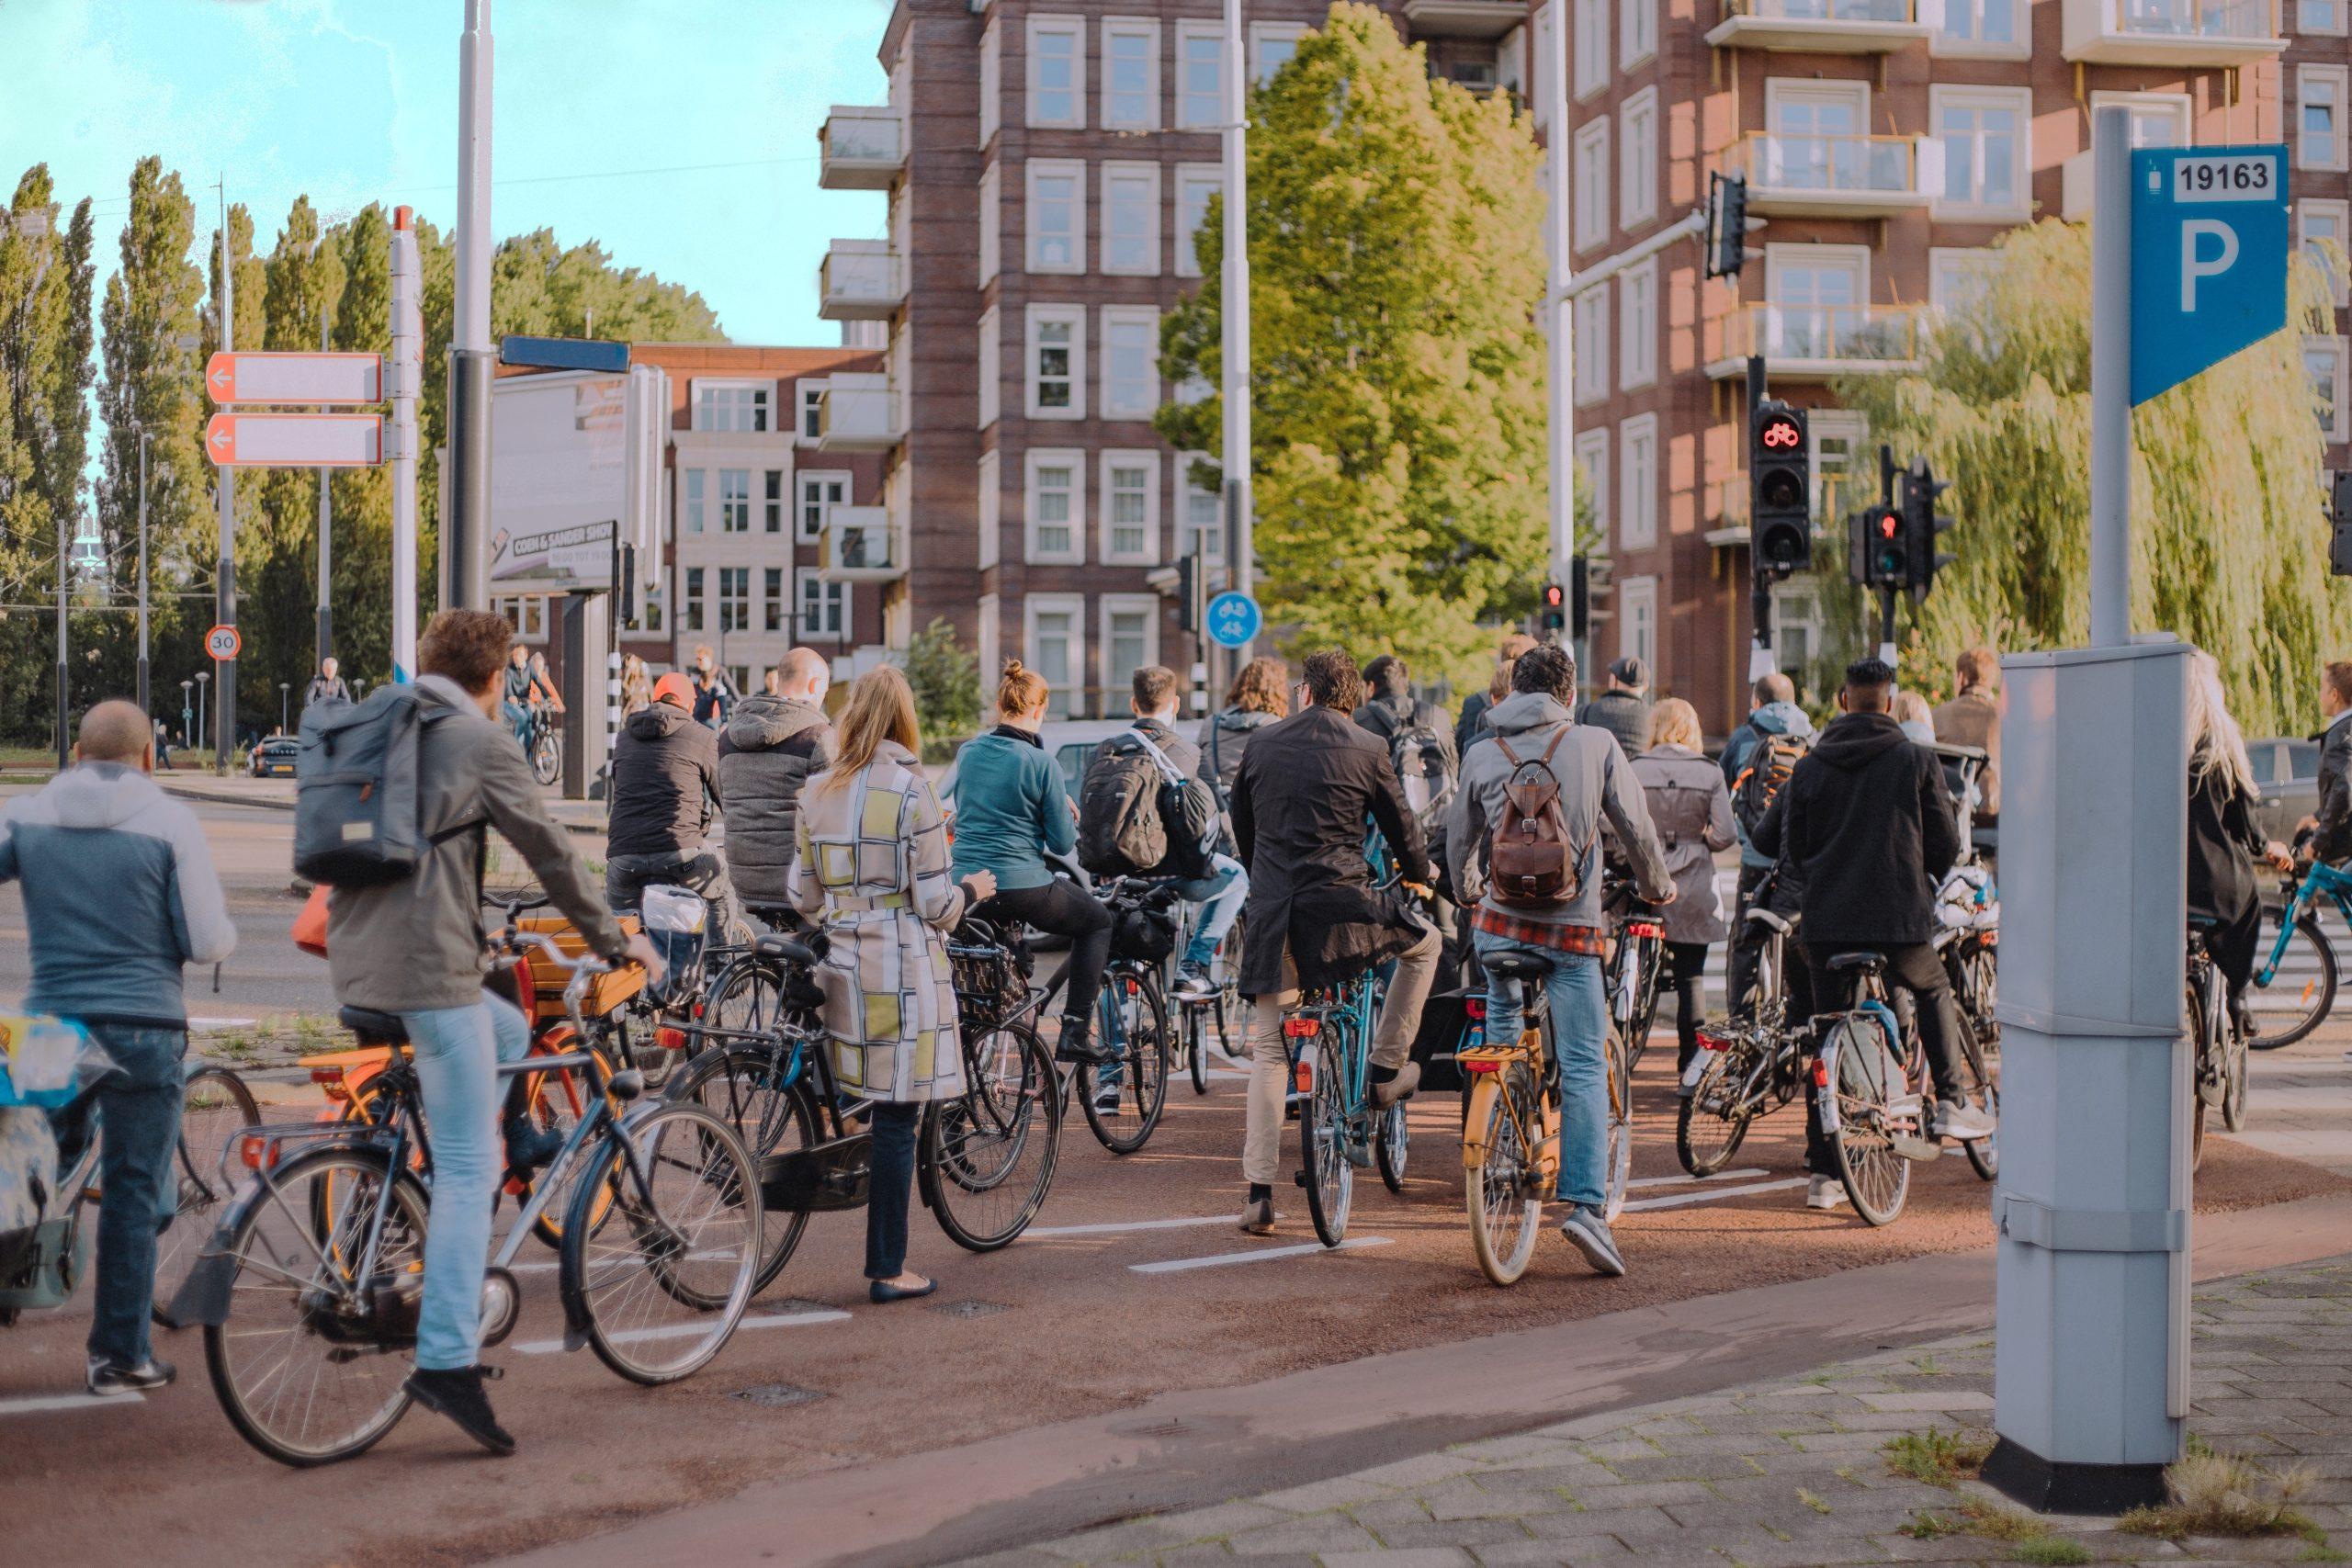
[607,700,721,861]
[1628,744,1736,944]
[718,694,835,908]
[1749,710,1959,948]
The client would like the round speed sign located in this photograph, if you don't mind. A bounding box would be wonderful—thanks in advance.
[205,624,242,661]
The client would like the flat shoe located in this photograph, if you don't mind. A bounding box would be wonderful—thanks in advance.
[869,1277,937,1304]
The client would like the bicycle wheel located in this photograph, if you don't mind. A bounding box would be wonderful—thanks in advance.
[522,1044,618,1248]
[2248,908,2335,1049]
[1601,1023,1633,1223]
[668,1044,819,1292]
[2188,979,2211,1172]
[530,728,561,786]
[1375,1098,1409,1193]
[1464,1066,1542,1287]
[706,957,790,1037]
[1186,1008,1211,1097]
[1625,941,1664,1076]
[153,1065,259,1326]
[204,1146,428,1467]
[1825,1018,1910,1225]
[2222,1016,2250,1134]
[559,1101,762,1386]
[1082,971,1169,1154]
[1956,1011,2001,1182]
[1298,1026,1354,1247]
[922,1021,1062,1251]
[1675,1041,1757,1178]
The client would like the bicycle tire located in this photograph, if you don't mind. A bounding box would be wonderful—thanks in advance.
[1626,940,1664,1077]
[1464,1066,1543,1287]
[1299,1026,1354,1247]
[1602,1023,1633,1223]
[2188,977,2211,1172]
[530,729,561,787]
[668,1044,819,1292]
[523,1044,619,1248]
[2222,1016,2250,1134]
[1186,1008,1211,1097]
[205,1145,428,1467]
[1675,1043,1756,1178]
[2248,908,2335,1049]
[1825,1018,1910,1226]
[1955,1011,2000,1183]
[154,1064,260,1326]
[559,1101,762,1386]
[1375,1099,1409,1193]
[922,1021,1062,1251]
[1082,969,1169,1154]
[706,956,791,1037]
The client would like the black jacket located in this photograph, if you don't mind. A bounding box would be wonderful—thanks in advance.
[1232,705,1431,996]
[1197,707,1273,802]
[1577,689,1653,757]
[2316,712,2352,863]
[1355,692,1460,777]
[718,695,835,906]
[1454,691,1494,757]
[1749,710,1958,948]
[2188,755,2267,926]
[607,701,722,861]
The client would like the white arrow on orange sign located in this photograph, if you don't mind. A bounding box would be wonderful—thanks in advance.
[205,351,383,406]
[205,412,383,468]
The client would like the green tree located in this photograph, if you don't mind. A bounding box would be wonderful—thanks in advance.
[1829,219,2347,735]
[904,615,981,755]
[1158,2,1550,692]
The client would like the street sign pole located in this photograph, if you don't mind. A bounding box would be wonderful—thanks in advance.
[1219,0,1251,694]
[390,207,422,681]
[446,0,496,612]
[1745,355,1773,680]
[136,430,151,715]
[2089,107,2132,653]
[1546,0,1577,669]
[215,194,237,777]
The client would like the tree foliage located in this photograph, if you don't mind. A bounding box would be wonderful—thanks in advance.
[903,615,982,755]
[1157,2,1550,692]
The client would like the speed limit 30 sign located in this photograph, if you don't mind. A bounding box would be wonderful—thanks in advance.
[205,624,242,661]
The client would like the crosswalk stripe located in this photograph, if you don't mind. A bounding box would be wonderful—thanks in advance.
[1130,1236,1393,1274]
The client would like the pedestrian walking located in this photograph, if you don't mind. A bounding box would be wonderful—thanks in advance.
[1629,697,1736,1080]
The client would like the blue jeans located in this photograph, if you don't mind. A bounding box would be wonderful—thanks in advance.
[1474,931,1610,1211]
[1172,854,1248,968]
[864,1100,922,1280]
[400,993,531,1371]
[502,699,531,746]
[49,1024,187,1368]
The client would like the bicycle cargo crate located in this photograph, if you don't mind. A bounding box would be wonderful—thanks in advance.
[516,914,647,1018]
[950,941,1030,1025]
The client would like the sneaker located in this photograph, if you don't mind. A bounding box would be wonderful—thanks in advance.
[1238,1197,1277,1235]
[403,1365,516,1457]
[85,1355,175,1396]
[1370,1062,1422,1109]
[1806,1175,1849,1211]
[1558,1205,1626,1277]
[1091,1080,1124,1114]
[1172,961,1217,1001]
[1935,1100,1996,1141]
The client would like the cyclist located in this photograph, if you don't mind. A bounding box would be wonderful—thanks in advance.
[2305,660,2352,863]
[326,608,663,1455]
[500,643,535,746]
[1722,673,1813,1017]
[2186,651,2291,1035]
[605,671,745,942]
[1451,644,1673,1276]
[1456,633,1536,756]
[526,649,563,734]
[718,646,835,925]
[1577,656,1654,758]
[1230,649,1440,1236]
[1630,697,1736,1083]
[1,700,235,1396]
[1198,655,1288,809]
[302,656,351,714]
[1930,648,2001,856]
[690,644,739,730]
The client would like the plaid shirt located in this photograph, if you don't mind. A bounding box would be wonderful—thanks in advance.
[1473,906,1607,957]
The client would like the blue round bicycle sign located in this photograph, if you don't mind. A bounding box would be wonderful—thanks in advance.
[1204,592,1262,649]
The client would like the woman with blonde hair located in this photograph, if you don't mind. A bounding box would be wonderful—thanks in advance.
[618,653,653,719]
[2184,650,2290,1030]
[788,666,997,1303]
[1629,696,1737,1080]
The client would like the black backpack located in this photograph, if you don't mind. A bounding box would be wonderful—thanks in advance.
[1733,731,1808,841]
[292,685,475,888]
[1375,699,1457,829]
[1078,729,1218,879]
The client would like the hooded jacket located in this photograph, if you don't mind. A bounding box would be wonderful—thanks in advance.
[1577,687,1653,758]
[1196,707,1274,801]
[718,694,835,908]
[1724,700,1816,871]
[1749,709,1958,948]
[607,699,722,862]
[0,763,236,1026]
[1354,680,1461,780]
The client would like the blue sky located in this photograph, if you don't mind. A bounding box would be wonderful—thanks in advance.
[0,0,895,346]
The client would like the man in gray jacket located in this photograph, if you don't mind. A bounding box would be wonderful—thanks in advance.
[1448,645,1673,1278]
[718,647,834,919]
[1,700,235,1396]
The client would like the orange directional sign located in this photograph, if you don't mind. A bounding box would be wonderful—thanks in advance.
[205,412,382,468]
[206,351,382,405]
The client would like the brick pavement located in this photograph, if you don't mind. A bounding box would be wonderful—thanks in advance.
[978,1255,2352,1568]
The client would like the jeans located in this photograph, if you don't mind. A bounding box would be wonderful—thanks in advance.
[1474,931,1610,1211]
[401,993,531,1372]
[864,1100,922,1280]
[49,1024,186,1368]
[606,848,747,945]
[1172,854,1248,968]
[502,699,531,746]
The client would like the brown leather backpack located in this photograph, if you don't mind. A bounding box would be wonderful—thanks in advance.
[1487,729,1590,908]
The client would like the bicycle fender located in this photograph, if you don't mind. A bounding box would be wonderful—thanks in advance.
[1815,1025,1846,1138]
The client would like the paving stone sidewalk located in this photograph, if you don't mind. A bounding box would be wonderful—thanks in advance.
[978,1255,2352,1568]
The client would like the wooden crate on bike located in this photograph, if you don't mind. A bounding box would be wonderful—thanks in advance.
[515,913,646,1021]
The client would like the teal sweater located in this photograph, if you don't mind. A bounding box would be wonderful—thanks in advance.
[949,729,1075,891]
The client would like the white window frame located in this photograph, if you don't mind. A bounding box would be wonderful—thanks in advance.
[1573,285,1611,405]
[1101,161,1162,277]
[1769,581,1823,680]
[1026,159,1087,275]
[1575,427,1611,546]
[2088,88,2191,152]
[977,592,1001,699]
[1026,15,1086,130]
[1180,451,1224,562]
[799,577,850,643]
[978,306,1001,429]
[1618,257,1657,389]
[2299,0,2347,33]
[978,450,1002,570]
[1572,0,1609,100]
[2300,198,2351,307]
[1024,593,1088,718]
[492,595,548,642]
[797,471,849,545]
[1618,575,1657,675]
[1099,304,1159,422]
[1931,0,2028,58]
[691,378,773,434]
[1573,118,1611,251]
[1618,414,1658,551]
[1025,447,1086,564]
[1928,246,2000,318]
[1249,21,1306,85]
[1101,17,1161,132]
[1099,450,1162,567]
[683,468,707,534]
[1806,408,1868,520]
[1767,77,1870,138]
[1175,165,1221,279]
[1026,304,1087,421]
[716,565,752,635]
[2299,66,2349,173]
[978,162,1001,286]
[1619,0,1657,69]
[1099,593,1160,704]
[683,566,706,633]
[2309,336,2351,444]
[718,467,752,534]
[763,567,789,634]
[1619,88,1658,231]
[763,468,786,535]
[1175,20,1224,130]
[1931,85,2033,221]
[1530,4,1556,130]
[980,22,1002,146]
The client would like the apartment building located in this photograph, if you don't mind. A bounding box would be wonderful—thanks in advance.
[2287,0,2351,469]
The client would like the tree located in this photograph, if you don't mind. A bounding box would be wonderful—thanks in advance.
[904,615,981,756]
[1827,219,2347,735]
[1158,2,1550,692]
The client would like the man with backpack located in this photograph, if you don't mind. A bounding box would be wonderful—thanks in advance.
[1723,674,1815,1015]
[1577,657,1655,758]
[311,608,664,1456]
[1450,644,1673,1277]
[1357,655,1460,819]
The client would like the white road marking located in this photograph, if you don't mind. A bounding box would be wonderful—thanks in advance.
[0,1392,145,1416]
[513,1307,848,1355]
[1130,1235,1393,1274]
[1626,1167,1768,1190]
[188,1017,259,1032]
[1621,1177,1809,1213]
[1029,1214,1236,1238]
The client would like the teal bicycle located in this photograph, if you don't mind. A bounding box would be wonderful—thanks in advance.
[1285,964,1412,1247]
[2248,860,2346,1049]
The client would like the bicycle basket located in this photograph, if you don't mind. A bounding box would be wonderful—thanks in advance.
[951,942,1031,1024]
[1111,903,1178,964]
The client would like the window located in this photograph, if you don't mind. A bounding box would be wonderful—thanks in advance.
[1101,450,1159,564]
[978,593,1001,692]
[763,469,785,534]
[491,595,547,641]
[1101,306,1159,420]
[693,382,770,433]
[1102,163,1161,276]
[718,468,751,533]
[1618,576,1657,677]
[716,567,750,633]
[1929,247,2000,318]
[1768,78,1867,165]
[1933,86,2031,218]
[683,468,706,534]
[2300,67,2348,173]
[1573,118,1611,250]
[1572,0,1608,99]
[638,583,664,635]
[2091,89,2189,152]
[980,22,1001,145]
[1573,285,1611,404]
[1027,16,1084,130]
[1619,0,1657,67]
[1770,582,1821,685]
[798,472,848,543]
[684,567,706,632]
[1181,453,1223,562]
[1102,596,1159,705]
[978,163,1001,285]
[764,568,787,633]
[1176,166,1221,278]
[1934,0,2023,53]
[1027,160,1085,274]
[1250,22,1305,85]
[1766,243,1870,358]
[799,578,847,641]
[1807,409,1866,521]
[976,306,1002,430]
[2301,0,2346,32]
[1530,4,1555,130]
[1176,21,1224,130]
[1026,449,1084,562]
[978,450,1002,570]
[1574,428,1611,543]
[1618,258,1657,388]
[1619,89,1658,230]
[2309,337,2350,444]
[1102,18,1159,130]
[1618,415,1658,550]
[1025,595,1086,718]
[2301,199,2351,307]
[1026,306,1085,420]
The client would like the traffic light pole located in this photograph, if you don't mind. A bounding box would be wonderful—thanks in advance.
[1745,355,1774,679]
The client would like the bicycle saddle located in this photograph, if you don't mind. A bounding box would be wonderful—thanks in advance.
[1482,953,1551,981]
[337,1006,410,1043]
[1826,952,1887,976]
[755,934,821,967]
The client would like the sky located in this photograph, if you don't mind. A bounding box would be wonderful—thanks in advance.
[0,0,896,347]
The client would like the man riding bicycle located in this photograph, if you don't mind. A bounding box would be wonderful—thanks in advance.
[1450,644,1673,1277]
[606,671,746,942]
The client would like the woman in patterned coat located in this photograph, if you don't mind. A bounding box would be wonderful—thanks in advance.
[788,667,996,1303]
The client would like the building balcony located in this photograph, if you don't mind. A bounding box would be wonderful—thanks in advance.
[1704,0,1930,51]
[1401,0,1528,38]
[818,241,904,322]
[2061,0,2284,64]
[815,505,906,582]
[1720,134,1936,219]
[815,373,902,453]
[1707,304,1927,380]
[818,106,906,191]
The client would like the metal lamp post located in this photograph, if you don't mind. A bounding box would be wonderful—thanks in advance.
[136,426,152,714]
[179,679,193,750]
[194,671,209,761]
[278,682,290,734]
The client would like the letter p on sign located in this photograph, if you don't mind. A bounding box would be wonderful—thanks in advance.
[2179,219,2239,313]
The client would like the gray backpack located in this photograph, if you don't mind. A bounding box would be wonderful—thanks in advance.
[293,685,474,887]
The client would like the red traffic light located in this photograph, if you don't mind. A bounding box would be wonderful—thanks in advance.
[1878,513,1899,539]
[1759,415,1803,451]
[1543,582,1566,608]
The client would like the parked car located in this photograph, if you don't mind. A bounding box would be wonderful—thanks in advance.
[933,716,1202,815]
[2247,734,2322,845]
[248,735,300,779]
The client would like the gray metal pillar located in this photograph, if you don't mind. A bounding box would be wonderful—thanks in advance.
[1219,0,1250,686]
[446,0,494,612]
[390,207,422,679]
[215,197,237,773]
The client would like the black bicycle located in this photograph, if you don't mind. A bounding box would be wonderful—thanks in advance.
[1033,879,1175,1155]
[1602,878,1670,1076]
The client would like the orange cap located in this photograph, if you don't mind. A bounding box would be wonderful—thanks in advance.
[652,672,696,709]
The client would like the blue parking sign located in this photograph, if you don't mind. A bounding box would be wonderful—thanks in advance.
[2130,145,2289,406]
[1204,591,1262,649]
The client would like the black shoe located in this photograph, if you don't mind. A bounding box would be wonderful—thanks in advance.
[502,1114,565,1176]
[869,1276,937,1304]
[1054,1021,1116,1065]
[1172,962,1217,1001]
[403,1365,516,1456]
[85,1355,175,1396]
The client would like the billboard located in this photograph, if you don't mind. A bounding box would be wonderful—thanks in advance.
[488,365,668,592]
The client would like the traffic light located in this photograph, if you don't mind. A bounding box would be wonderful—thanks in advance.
[1177,553,1204,634]
[1901,457,1956,597]
[2332,470,2352,578]
[1849,504,1906,590]
[1707,172,1750,280]
[1749,401,1811,578]
[1570,556,1590,641]
[1541,578,1567,636]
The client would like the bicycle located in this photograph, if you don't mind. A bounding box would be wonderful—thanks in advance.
[1285,942,1426,1245]
[1172,908,1247,1097]
[1677,902,1808,1178]
[2246,858,2346,1049]
[2187,923,2246,1169]
[1034,878,1173,1155]
[178,938,763,1466]
[524,703,562,787]
[1602,879,1669,1077]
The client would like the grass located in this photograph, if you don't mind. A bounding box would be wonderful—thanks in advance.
[2013,1538,2092,1565]
[1795,1489,1832,1515]
[199,1013,345,1069]
[1883,1427,1996,1488]
[2118,1450,2322,1545]
[1898,1503,2092,1564]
